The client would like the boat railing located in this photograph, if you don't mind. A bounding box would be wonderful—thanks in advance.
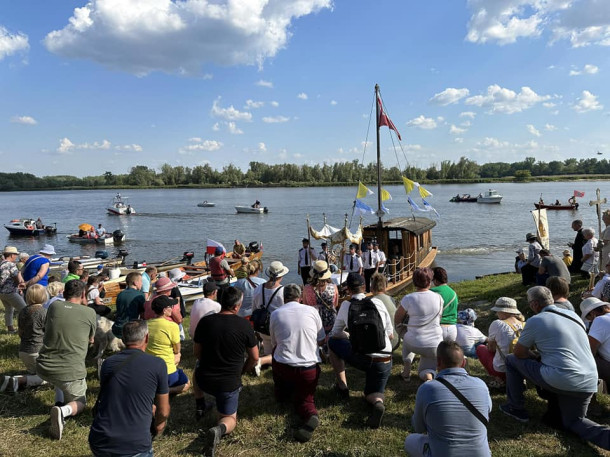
[386,250,417,285]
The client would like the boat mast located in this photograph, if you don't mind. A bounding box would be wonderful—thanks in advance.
[375,84,383,241]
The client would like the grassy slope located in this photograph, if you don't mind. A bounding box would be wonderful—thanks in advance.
[1,273,609,456]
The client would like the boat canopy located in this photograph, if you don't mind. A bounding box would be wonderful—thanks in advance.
[366,217,436,236]
[309,223,363,246]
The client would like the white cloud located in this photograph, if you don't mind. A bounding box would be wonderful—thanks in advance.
[449,124,467,135]
[0,26,29,60]
[330,100,337,105]
[454,137,465,143]
[115,144,143,152]
[406,115,437,130]
[545,123,557,131]
[526,124,541,137]
[278,148,288,159]
[57,138,75,154]
[465,85,551,114]
[256,80,273,88]
[56,137,114,154]
[227,121,243,134]
[429,88,470,106]
[543,102,557,108]
[11,115,37,125]
[461,120,471,127]
[43,0,332,75]
[294,153,303,158]
[211,98,252,121]
[570,64,599,76]
[297,92,308,100]
[180,139,222,153]
[189,137,202,142]
[573,90,603,113]
[262,115,290,123]
[477,137,510,149]
[258,142,266,152]
[212,123,220,131]
[270,101,279,107]
[459,111,476,119]
[466,0,610,48]
[244,99,264,109]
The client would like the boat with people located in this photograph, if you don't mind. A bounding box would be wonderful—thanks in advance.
[534,202,578,211]
[107,193,135,215]
[67,230,125,245]
[308,84,437,296]
[4,218,57,236]
[477,189,503,204]
[235,205,268,214]
[197,201,216,207]
[449,194,477,202]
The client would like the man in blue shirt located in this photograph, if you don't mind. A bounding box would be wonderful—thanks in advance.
[405,341,491,457]
[501,286,610,450]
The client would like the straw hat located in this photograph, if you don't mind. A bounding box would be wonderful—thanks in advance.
[3,246,18,255]
[265,261,289,279]
[310,260,332,280]
[490,297,521,314]
[580,297,606,320]
[155,277,175,292]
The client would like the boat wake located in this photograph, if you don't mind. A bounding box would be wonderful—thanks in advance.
[439,246,499,256]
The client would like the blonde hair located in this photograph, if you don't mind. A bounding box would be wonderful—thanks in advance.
[370,273,387,294]
[46,281,64,298]
[26,284,47,305]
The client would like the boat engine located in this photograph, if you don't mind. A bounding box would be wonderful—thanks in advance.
[95,250,109,259]
[112,229,124,243]
[182,251,194,265]
[117,249,129,265]
[248,241,260,253]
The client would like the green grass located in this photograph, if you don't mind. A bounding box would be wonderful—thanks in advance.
[1,273,610,456]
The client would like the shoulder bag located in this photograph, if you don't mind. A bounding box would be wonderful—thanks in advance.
[436,377,489,427]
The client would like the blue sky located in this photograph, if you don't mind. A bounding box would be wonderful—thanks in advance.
[1,0,609,177]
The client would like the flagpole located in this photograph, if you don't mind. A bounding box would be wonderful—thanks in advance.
[375,84,383,243]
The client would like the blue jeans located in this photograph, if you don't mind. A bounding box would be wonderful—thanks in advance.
[93,448,153,457]
[328,338,392,395]
[505,354,610,449]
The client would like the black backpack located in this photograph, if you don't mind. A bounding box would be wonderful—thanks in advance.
[347,297,388,354]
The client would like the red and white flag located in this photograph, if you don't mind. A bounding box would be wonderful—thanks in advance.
[377,96,402,141]
[206,239,226,255]
[574,190,585,198]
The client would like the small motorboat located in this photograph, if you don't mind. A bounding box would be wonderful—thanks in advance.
[107,194,135,215]
[449,194,477,202]
[197,201,216,207]
[4,219,57,236]
[235,206,268,214]
[68,229,125,245]
[477,189,503,204]
[534,202,578,210]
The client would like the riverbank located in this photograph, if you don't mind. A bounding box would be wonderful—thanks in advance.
[1,273,608,456]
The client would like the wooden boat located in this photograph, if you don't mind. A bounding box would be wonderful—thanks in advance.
[197,201,216,207]
[67,230,125,245]
[449,194,477,202]
[477,189,503,204]
[4,219,57,236]
[235,205,268,214]
[534,203,578,210]
[107,194,135,215]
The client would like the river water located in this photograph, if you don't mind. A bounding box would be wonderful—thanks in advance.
[0,182,606,284]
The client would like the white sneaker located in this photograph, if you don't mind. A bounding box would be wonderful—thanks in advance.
[49,406,64,440]
[254,360,261,377]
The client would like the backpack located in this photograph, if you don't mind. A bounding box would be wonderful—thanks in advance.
[347,297,388,354]
[500,319,523,357]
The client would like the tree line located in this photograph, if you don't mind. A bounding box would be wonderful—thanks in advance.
[1,156,609,191]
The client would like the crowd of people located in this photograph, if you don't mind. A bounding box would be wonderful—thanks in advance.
[3,230,610,456]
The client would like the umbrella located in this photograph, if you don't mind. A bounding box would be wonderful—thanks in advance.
[79,223,94,231]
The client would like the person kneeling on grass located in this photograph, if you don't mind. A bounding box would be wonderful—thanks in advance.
[405,341,492,457]
[327,272,394,429]
[270,284,326,442]
[145,295,191,395]
[193,287,259,457]
[89,320,170,457]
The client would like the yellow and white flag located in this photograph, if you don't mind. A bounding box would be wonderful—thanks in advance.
[418,185,433,198]
[402,176,415,194]
[381,188,392,201]
[531,208,550,250]
[356,181,374,199]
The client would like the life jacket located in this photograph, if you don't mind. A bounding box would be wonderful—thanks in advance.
[209,256,227,281]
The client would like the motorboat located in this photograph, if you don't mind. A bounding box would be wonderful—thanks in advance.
[67,229,125,245]
[449,194,477,202]
[477,189,503,204]
[534,202,578,210]
[197,201,216,207]
[4,219,57,236]
[107,194,135,215]
[235,205,268,214]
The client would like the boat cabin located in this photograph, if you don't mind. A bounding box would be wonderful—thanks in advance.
[363,216,437,294]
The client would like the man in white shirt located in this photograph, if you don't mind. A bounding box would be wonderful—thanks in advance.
[298,238,317,285]
[96,224,106,237]
[270,284,325,442]
[342,244,363,275]
[189,282,221,338]
[591,262,610,300]
[372,241,386,271]
[328,273,393,428]
[582,298,610,386]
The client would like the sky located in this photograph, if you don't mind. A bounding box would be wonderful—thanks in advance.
[1,0,610,177]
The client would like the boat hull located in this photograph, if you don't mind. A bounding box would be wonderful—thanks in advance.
[197,203,216,207]
[477,197,503,203]
[68,234,125,245]
[235,206,267,214]
[5,226,44,236]
[4,219,56,236]
[534,203,578,210]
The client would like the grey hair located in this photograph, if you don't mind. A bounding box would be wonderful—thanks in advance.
[122,320,148,345]
[582,227,595,237]
[527,286,554,307]
[283,283,302,302]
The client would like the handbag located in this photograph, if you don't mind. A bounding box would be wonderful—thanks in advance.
[251,286,283,335]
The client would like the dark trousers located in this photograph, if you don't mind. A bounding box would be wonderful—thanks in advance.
[272,359,320,421]
[364,268,376,293]
[300,267,311,286]
[521,264,537,285]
